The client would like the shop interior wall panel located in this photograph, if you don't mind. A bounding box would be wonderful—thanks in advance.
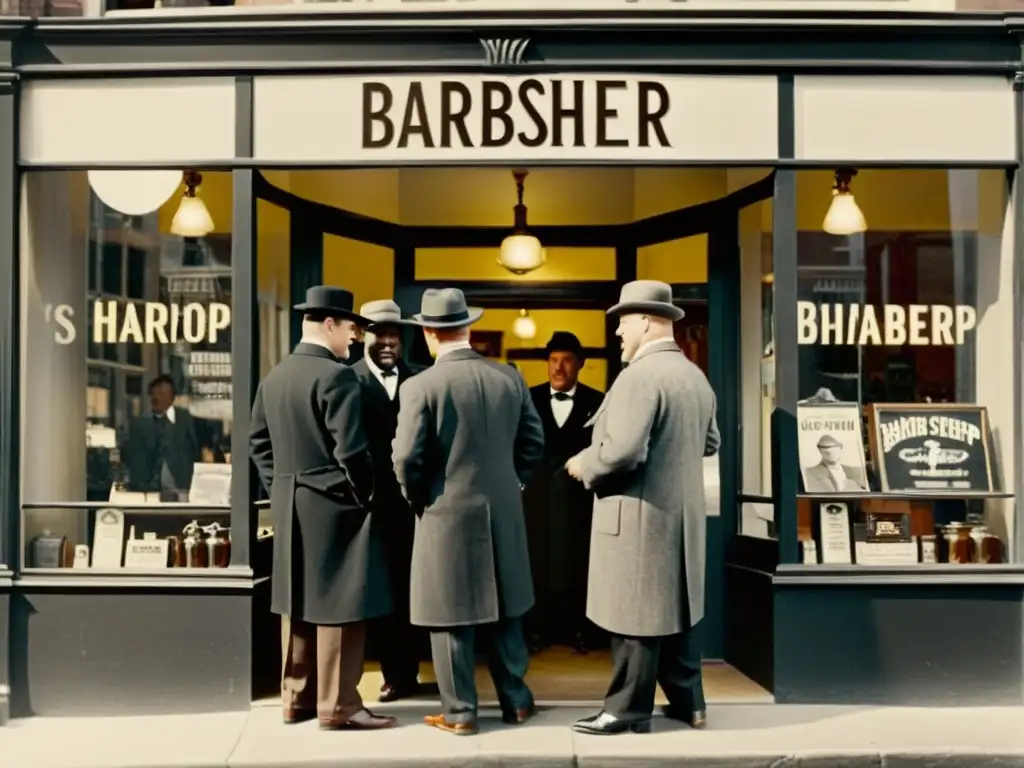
[774,582,1024,705]
[9,587,252,717]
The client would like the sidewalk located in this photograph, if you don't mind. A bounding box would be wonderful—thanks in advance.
[2,700,1023,768]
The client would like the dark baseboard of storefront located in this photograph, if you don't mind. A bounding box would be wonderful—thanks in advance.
[773,566,1024,705]
[0,569,10,726]
[723,537,776,692]
[7,571,255,718]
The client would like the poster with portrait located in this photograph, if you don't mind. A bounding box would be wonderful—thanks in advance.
[868,403,994,493]
[797,401,869,494]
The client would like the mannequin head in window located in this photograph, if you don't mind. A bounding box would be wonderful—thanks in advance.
[545,332,584,393]
[149,375,176,417]
[302,312,359,360]
[365,324,403,373]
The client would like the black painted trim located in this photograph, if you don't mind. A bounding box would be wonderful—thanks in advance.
[1014,67,1024,566]
[772,170,799,565]
[0,82,14,575]
[230,170,256,568]
[777,74,795,160]
[288,215,324,348]
[234,75,253,159]
[393,245,415,288]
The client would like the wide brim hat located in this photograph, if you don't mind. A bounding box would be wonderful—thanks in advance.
[545,331,585,361]
[607,279,685,321]
[294,285,369,325]
[817,434,842,449]
[359,299,414,329]
[410,287,484,329]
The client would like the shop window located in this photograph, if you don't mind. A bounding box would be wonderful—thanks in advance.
[793,169,1014,567]
[19,170,234,572]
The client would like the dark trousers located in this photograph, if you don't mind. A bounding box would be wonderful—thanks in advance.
[430,617,534,724]
[375,512,422,688]
[604,620,706,722]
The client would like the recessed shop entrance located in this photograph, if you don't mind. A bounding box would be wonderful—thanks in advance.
[251,166,775,706]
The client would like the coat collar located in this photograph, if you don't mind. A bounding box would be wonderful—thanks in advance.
[294,342,340,363]
[630,338,679,365]
[434,348,480,365]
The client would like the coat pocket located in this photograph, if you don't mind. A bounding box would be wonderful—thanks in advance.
[593,497,621,536]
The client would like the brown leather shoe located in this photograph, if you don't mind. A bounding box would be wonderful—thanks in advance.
[319,708,398,730]
[501,703,538,724]
[424,712,478,735]
[282,707,316,725]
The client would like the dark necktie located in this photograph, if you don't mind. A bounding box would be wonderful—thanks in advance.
[552,392,572,402]
[153,414,169,484]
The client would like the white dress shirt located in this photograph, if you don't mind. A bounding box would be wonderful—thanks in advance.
[549,385,577,428]
[163,405,177,424]
[364,354,399,401]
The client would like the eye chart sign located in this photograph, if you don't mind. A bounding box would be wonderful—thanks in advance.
[868,404,994,493]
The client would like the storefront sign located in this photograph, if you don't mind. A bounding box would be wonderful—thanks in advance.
[868,404,994,493]
[44,301,231,345]
[253,74,779,162]
[797,302,976,346]
[362,79,672,151]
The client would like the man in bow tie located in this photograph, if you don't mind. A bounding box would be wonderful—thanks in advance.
[350,300,428,703]
[522,331,605,654]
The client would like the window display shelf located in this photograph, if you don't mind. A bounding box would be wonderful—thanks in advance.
[15,566,254,590]
[776,562,1024,586]
[797,492,1014,501]
[23,502,230,514]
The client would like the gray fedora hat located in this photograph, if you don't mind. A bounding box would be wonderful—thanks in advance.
[359,299,411,328]
[607,279,685,321]
[411,288,483,328]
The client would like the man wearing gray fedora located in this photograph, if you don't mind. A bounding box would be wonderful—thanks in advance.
[565,279,720,736]
[392,287,546,735]
[249,286,397,731]
[351,299,429,703]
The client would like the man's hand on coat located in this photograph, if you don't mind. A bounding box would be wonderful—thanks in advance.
[565,454,584,481]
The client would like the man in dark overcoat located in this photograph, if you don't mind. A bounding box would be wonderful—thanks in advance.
[351,299,428,703]
[522,331,604,653]
[565,280,720,736]
[249,285,397,731]
[392,288,546,735]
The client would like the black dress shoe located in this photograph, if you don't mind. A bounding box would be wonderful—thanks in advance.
[661,705,707,729]
[379,682,421,703]
[572,710,652,735]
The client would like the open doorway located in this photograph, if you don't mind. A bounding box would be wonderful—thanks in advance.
[252,167,775,707]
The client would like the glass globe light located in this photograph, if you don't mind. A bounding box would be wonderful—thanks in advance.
[499,234,545,275]
[512,309,537,341]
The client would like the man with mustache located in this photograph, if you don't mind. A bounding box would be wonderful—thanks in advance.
[351,299,428,703]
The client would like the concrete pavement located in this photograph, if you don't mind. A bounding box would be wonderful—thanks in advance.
[1,701,1023,768]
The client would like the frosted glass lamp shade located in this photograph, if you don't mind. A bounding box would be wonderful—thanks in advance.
[512,310,537,341]
[822,192,867,235]
[499,234,545,275]
[171,196,215,237]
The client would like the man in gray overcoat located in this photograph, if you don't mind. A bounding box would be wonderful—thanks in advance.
[566,280,720,736]
[392,287,546,735]
[249,285,397,731]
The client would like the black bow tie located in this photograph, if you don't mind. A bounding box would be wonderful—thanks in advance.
[552,392,572,402]
[380,370,397,378]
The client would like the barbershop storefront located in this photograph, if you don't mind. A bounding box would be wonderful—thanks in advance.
[1,7,1023,723]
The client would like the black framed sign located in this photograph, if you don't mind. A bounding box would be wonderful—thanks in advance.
[867,403,994,493]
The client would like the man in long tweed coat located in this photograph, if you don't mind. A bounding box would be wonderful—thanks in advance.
[566,280,720,736]
[392,287,546,736]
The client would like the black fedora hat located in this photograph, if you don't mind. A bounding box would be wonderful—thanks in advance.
[545,331,585,361]
[294,285,369,324]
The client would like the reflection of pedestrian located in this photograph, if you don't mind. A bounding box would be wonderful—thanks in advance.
[123,375,199,501]
[802,434,867,492]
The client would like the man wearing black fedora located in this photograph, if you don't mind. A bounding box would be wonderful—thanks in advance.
[392,287,546,735]
[350,299,429,703]
[522,331,605,654]
[565,280,720,736]
[249,285,397,731]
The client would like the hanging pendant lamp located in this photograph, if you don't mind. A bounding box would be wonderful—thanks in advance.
[498,169,546,276]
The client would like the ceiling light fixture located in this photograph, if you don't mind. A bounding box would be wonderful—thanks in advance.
[498,169,546,276]
[512,309,537,341]
[171,170,215,238]
[822,168,867,236]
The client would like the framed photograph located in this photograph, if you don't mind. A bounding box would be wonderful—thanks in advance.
[867,403,994,493]
[797,401,869,494]
[469,330,503,358]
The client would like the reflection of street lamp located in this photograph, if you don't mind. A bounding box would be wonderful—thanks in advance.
[512,309,537,341]
[823,168,867,235]
[171,171,215,237]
